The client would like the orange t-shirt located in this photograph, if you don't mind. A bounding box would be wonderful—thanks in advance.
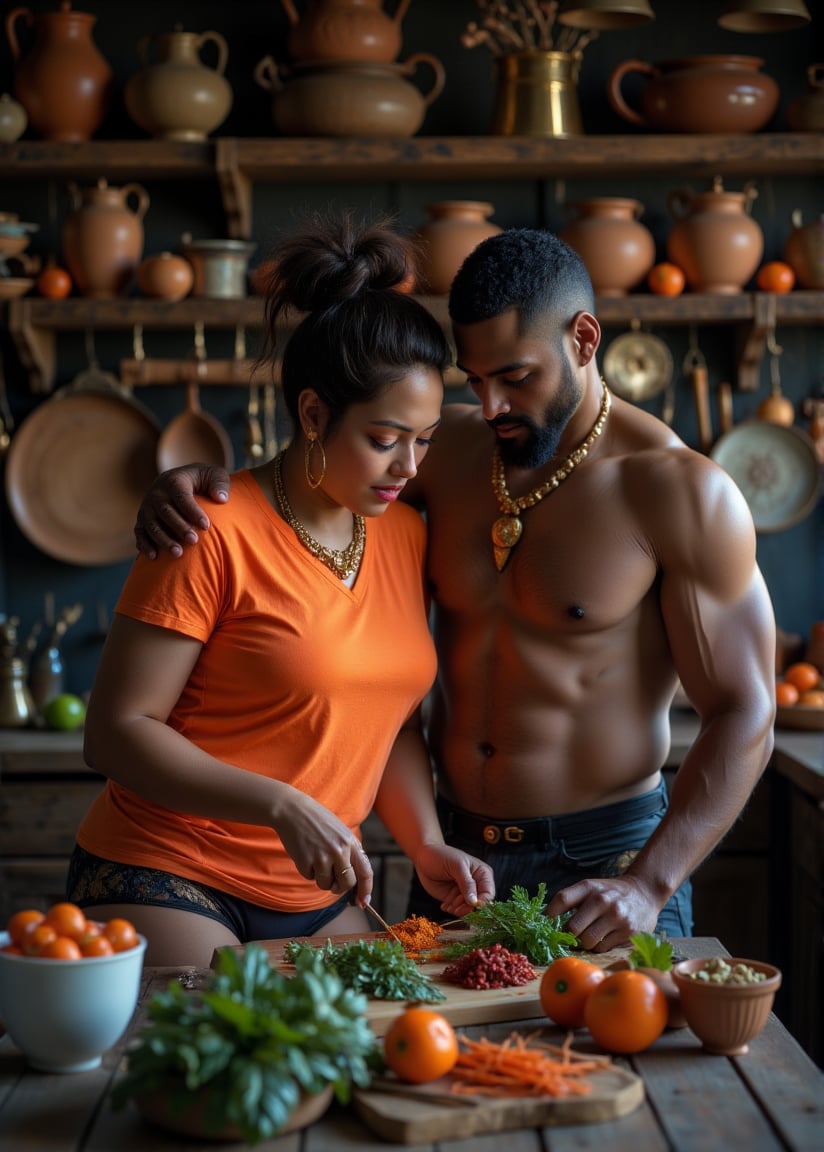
[77,470,436,911]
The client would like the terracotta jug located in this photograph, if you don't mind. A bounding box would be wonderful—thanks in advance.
[608,55,778,134]
[5,1,114,142]
[254,53,443,137]
[280,0,412,64]
[124,26,233,141]
[414,201,502,296]
[62,179,150,299]
[667,177,763,294]
[559,198,655,296]
[787,64,824,132]
[784,210,824,289]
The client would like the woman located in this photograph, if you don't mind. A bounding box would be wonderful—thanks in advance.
[68,213,494,966]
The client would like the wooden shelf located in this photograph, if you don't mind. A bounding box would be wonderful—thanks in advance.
[2,134,822,238]
[6,291,823,393]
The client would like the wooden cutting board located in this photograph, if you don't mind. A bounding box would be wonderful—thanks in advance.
[351,1063,644,1143]
[218,932,632,1036]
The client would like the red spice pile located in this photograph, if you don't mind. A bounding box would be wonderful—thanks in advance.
[442,943,536,989]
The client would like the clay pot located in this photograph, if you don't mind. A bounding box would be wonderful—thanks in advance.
[254,53,444,138]
[62,179,149,298]
[124,27,233,141]
[787,64,824,132]
[559,198,655,296]
[414,201,502,295]
[784,210,824,289]
[0,92,27,142]
[5,1,114,142]
[667,177,763,294]
[180,238,257,299]
[608,55,779,134]
[137,252,194,301]
[281,0,412,65]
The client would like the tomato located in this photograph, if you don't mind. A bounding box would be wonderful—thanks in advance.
[540,956,606,1029]
[36,265,72,299]
[776,681,799,707]
[102,917,140,953]
[21,921,58,956]
[783,662,821,694]
[583,969,668,1054]
[798,689,824,707]
[44,901,88,941]
[647,262,685,297]
[383,1006,459,1084]
[756,261,795,294]
[7,908,44,946]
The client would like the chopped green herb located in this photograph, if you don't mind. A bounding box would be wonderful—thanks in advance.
[441,884,578,966]
[629,932,674,972]
[285,937,446,1002]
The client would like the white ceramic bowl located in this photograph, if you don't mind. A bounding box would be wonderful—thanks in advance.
[0,930,147,1073]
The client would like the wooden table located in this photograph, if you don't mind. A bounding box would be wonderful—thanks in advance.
[1,937,821,1150]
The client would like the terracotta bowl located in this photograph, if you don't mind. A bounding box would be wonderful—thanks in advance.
[671,957,781,1056]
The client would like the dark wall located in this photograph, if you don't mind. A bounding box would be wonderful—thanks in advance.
[1,0,822,696]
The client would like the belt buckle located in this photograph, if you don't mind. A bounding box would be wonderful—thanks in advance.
[482,823,525,844]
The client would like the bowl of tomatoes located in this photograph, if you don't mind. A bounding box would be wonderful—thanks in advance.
[775,661,824,730]
[0,902,146,1073]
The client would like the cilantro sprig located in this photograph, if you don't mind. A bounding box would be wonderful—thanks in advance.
[441,884,578,966]
[628,932,674,971]
[284,937,446,1002]
[112,944,379,1144]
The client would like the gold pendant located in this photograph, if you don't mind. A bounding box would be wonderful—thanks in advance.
[491,515,522,572]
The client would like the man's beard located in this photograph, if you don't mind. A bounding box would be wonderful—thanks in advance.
[492,358,580,470]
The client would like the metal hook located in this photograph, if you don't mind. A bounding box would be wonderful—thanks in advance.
[132,324,145,363]
[84,327,100,368]
[683,325,707,373]
[234,325,246,361]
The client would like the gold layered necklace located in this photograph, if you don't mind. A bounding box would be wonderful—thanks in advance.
[272,452,365,580]
[490,381,611,572]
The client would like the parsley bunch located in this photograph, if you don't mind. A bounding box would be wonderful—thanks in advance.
[441,884,578,966]
[285,937,446,1002]
[112,944,379,1144]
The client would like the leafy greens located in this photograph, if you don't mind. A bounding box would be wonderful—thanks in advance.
[440,883,578,966]
[284,937,446,1002]
[112,943,379,1144]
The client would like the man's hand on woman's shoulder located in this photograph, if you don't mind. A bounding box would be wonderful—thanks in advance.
[135,464,233,558]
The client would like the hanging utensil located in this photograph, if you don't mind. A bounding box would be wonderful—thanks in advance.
[684,327,712,453]
[239,327,264,465]
[717,380,734,437]
[756,313,795,426]
[263,377,280,457]
[0,348,14,455]
[602,319,674,404]
[155,323,235,473]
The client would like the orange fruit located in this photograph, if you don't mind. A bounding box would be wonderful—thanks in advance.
[583,969,668,1054]
[383,1006,458,1084]
[540,956,606,1029]
[44,901,88,941]
[647,262,685,297]
[80,934,115,958]
[36,265,72,299]
[39,935,83,960]
[775,681,800,707]
[102,917,139,953]
[798,689,824,707]
[7,908,45,946]
[21,921,58,956]
[784,662,821,693]
[756,261,795,294]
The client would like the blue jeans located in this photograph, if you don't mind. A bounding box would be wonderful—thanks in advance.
[406,779,693,938]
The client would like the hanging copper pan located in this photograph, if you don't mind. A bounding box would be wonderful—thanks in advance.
[4,355,160,566]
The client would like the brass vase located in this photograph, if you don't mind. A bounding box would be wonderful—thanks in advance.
[491,51,582,137]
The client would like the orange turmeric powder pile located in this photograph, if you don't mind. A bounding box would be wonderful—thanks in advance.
[389,914,443,959]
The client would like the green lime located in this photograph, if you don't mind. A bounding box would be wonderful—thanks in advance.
[42,693,87,731]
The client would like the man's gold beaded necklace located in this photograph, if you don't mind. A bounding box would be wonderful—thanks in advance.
[491,381,611,572]
[272,451,365,580]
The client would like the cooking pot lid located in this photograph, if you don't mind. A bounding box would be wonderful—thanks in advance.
[709,419,821,533]
[4,389,161,565]
[602,329,673,400]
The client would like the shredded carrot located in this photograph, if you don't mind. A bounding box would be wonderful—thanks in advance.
[449,1031,610,1098]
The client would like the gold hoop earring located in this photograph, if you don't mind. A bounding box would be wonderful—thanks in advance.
[304,432,326,489]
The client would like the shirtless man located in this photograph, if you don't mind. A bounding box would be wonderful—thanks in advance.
[135,228,776,951]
